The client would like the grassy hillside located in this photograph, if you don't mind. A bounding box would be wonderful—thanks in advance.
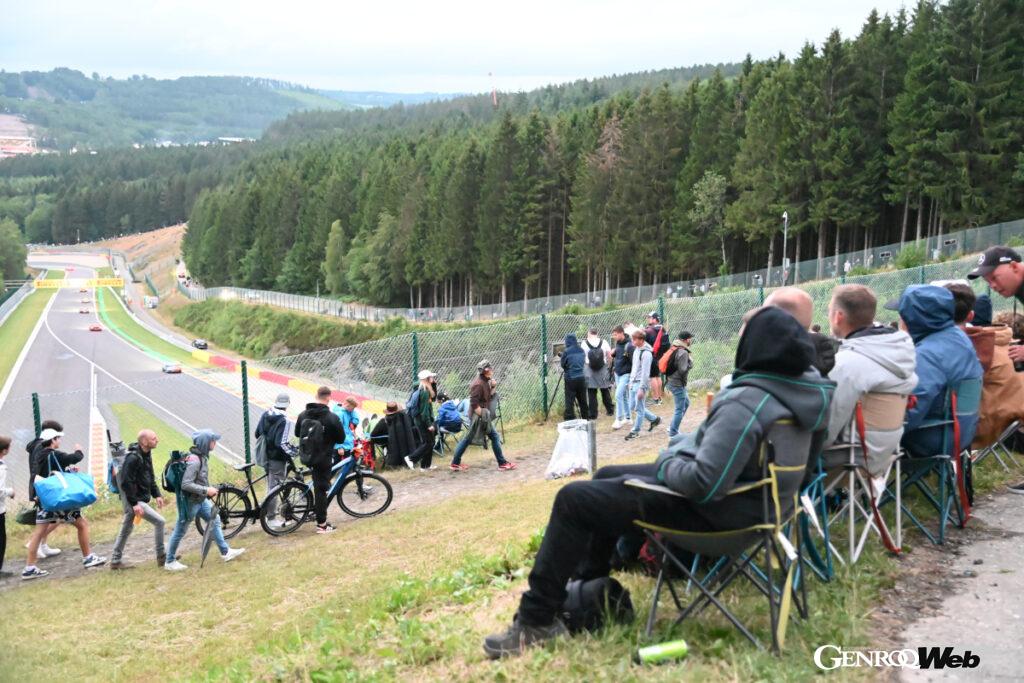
[0,68,345,149]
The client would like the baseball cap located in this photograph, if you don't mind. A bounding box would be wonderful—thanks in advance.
[677,331,693,341]
[476,359,493,372]
[39,428,63,441]
[273,393,290,409]
[417,369,437,380]
[967,246,1021,279]
[647,311,660,321]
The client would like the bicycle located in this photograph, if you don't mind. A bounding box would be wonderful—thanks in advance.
[269,451,393,530]
[195,455,310,539]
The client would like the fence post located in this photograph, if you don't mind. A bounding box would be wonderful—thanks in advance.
[32,392,41,437]
[919,265,925,284]
[540,314,549,416]
[411,332,419,386]
[240,361,251,464]
[657,296,665,326]
[758,287,765,306]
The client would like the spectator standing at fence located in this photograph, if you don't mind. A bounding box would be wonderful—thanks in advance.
[583,328,614,420]
[110,430,167,570]
[165,430,246,569]
[625,329,660,440]
[405,370,438,469]
[295,388,347,534]
[0,436,13,577]
[560,334,588,421]
[332,397,361,459]
[450,360,516,471]
[23,429,106,579]
[611,325,634,430]
[256,394,296,527]
[665,332,694,438]
[644,312,668,404]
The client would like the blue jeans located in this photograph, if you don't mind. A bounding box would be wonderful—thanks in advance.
[631,385,658,433]
[667,385,690,437]
[166,498,228,562]
[452,425,506,466]
[614,374,633,422]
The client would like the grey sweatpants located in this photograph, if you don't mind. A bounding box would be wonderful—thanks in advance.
[111,498,166,562]
[263,460,288,518]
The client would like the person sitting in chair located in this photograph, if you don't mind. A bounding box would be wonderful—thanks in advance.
[482,307,834,658]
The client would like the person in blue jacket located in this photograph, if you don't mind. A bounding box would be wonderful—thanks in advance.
[893,285,983,457]
[560,334,587,421]
[332,396,361,459]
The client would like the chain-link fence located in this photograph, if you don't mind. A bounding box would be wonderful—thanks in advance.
[178,218,1024,322]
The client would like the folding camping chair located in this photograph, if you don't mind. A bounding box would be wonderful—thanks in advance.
[816,392,906,565]
[894,378,981,545]
[624,420,809,653]
[972,419,1022,472]
[435,398,471,457]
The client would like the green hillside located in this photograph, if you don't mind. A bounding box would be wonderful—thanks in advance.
[0,68,345,150]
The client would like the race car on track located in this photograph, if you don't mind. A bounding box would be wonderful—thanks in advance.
[161,363,182,374]
[79,308,90,314]
[80,298,90,303]
[79,288,88,293]
[192,339,208,350]
[89,324,102,332]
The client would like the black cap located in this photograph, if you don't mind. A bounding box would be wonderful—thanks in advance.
[973,294,993,326]
[647,311,660,321]
[967,246,1021,279]
[677,331,693,340]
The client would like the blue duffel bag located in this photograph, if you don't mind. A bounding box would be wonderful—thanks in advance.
[35,454,97,512]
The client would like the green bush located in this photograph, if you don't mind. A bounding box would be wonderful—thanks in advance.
[894,243,927,270]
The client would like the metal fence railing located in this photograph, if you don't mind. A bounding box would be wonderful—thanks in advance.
[179,218,1024,322]
[0,280,36,327]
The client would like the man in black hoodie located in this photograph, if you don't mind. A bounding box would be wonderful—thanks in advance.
[110,429,166,569]
[483,307,834,658]
[294,386,346,534]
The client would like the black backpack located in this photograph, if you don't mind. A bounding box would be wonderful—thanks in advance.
[298,419,325,465]
[560,577,634,633]
[585,340,606,371]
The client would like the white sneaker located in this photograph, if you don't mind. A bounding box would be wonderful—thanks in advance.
[612,420,622,430]
[404,456,415,470]
[40,543,62,558]
[82,554,107,568]
[222,547,246,562]
[165,560,188,571]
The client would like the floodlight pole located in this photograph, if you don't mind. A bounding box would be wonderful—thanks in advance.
[781,211,789,285]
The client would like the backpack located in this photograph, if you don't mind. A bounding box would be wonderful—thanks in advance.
[405,387,421,414]
[298,418,325,465]
[658,347,678,375]
[650,327,666,358]
[585,340,606,371]
[253,434,268,468]
[161,450,188,494]
[560,577,635,634]
[437,400,462,432]
[107,441,127,494]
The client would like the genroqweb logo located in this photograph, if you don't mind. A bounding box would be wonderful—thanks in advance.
[814,645,981,671]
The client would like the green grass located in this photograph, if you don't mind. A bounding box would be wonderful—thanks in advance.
[0,288,55,388]
[96,287,206,367]
[44,269,65,279]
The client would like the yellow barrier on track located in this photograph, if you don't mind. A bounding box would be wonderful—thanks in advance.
[35,277,124,289]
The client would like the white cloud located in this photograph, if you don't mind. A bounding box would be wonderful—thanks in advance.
[1,0,911,92]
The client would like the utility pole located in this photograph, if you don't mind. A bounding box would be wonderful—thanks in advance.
[781,211,789,285]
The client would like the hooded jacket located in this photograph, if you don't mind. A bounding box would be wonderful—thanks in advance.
[826,326,918,476]
[664,340,692,390]
[331,404,360,451]
[583,334,613,389]
[560,334,586,380]
[655,308,834,530]
[899,285,983,457]
[628,341,654,389]
[181,430,219,505]
[120,442,161,506]
[612,338,633,377]
[965,324,1024,447]
[295,402,346,465]
[30,442,84,502]
[255,407,293,462]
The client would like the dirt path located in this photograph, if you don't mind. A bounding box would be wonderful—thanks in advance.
[0,401,704,588]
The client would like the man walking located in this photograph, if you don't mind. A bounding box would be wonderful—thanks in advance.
[610,325,634,430]
[450,360,517,471]
[625,329,660,440]
[256,394,296,527]
[582,328,614,420]
[559,334,588,421]
[295,387,346,534]
[644,312,668,404]
[110,429,166,569]
[665,332,694,438]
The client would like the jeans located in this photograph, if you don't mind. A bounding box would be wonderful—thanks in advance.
[517,463,712,626]
[263,460,288,518]
[0,512,6,571]
[452,425,506,466]
[614,374,633,422]
[312,460,333,526]
[166,498,227,562]
[563,377,588,421]
[111,498,165,562]
[587,387,615,419]
[667,385,690,437]
[630,385,658,433]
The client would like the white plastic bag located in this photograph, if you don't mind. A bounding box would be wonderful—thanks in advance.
[546,419,592,479]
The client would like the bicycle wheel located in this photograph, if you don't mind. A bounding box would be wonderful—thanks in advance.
[335,472,393,518]
[194,485,251,540]
[260,481,313,536]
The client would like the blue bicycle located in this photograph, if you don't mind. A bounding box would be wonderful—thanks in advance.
[261,452,393,536]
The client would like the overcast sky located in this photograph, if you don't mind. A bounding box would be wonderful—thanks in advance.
[2,1,911,93]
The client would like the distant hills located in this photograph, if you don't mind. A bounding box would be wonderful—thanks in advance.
[318,90,461,109]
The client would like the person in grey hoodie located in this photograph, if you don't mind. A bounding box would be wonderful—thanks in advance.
[483,306,834,659]
[164,429,245,571]
[825,285,918,477]
[625,329,660,440]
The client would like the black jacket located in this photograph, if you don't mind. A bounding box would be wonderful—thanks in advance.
[809,331,838,377]
[375,411,420,469]
[30,444,84,502]
[255,410,290,461]
[294,402,345,465]
[612,340,633,377]
[121,443,161,506]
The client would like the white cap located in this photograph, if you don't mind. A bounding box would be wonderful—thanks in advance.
[39,428,63,441]
[417,370,437,380]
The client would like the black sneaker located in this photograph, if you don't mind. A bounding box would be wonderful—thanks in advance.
[1009,481,1024,495]
[624,432,639,441]
[483,616,568,659]
[648,416,662,432]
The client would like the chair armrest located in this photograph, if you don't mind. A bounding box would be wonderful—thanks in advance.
[623,478,685,497]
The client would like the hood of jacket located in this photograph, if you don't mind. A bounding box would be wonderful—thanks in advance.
[190,429,221,457]
[565,333,578,348]
[840,327,917,381]
[303,402,331,420]
[899,285,955,343]
[734,307,816,378]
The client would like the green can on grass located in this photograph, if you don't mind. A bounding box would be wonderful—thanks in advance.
[634,639,689,664]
